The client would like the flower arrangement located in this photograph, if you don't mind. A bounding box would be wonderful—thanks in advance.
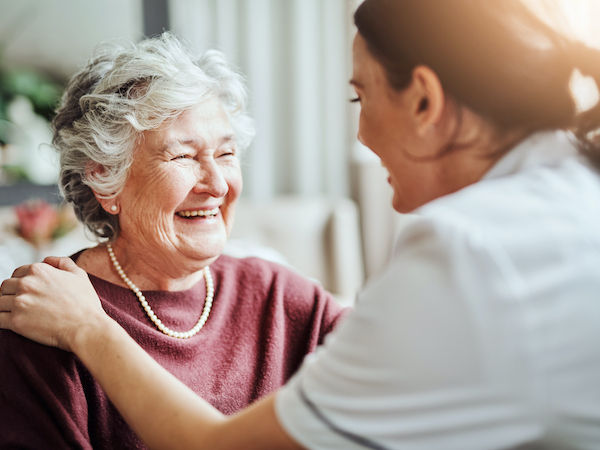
[14,200,76,247]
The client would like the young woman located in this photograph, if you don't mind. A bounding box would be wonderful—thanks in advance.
[2,0,600,448]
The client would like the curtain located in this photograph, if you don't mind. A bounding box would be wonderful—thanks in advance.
[168,0,358,201]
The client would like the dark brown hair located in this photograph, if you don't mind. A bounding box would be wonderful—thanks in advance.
[354,0,600,165]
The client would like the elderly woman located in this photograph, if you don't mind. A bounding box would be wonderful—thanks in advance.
[3,0,600,448]
[0,33,346,449]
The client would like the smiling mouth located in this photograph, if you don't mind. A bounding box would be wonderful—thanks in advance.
[176,207,220,218]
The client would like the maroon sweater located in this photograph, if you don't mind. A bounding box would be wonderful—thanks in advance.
[0,254,347,449]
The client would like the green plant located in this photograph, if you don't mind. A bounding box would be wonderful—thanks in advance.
[0,7,64,145]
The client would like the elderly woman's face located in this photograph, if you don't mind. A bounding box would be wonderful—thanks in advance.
[116,98,242,268]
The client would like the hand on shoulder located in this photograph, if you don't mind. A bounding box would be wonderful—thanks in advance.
[0,256,110,351]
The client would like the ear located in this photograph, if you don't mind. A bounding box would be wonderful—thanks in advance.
[408,65,446,136]
[85,163,120,215]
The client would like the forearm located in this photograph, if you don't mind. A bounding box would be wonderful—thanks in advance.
[72,316,225,449]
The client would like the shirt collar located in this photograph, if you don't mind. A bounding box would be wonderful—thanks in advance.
[482,130,580,181]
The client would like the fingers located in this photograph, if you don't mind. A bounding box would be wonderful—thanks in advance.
[11,264,34,278]
[0,293,14,312]
[0,277,14,313]
[9,259,80,288]
[3,263,52,300]
[11,258,79,279]
[0,278,19,296]
[43,256,80,273]
[0,311,11,330]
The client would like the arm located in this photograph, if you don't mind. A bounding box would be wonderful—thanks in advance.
[0,258,300,450]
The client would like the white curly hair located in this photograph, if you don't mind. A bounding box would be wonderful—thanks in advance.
[52,32,254,240]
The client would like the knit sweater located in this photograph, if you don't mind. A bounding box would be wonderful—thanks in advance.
[0,254,348,449]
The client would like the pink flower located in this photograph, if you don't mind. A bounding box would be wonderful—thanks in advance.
[14,200,60,247]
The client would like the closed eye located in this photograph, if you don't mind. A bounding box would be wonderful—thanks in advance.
[218,148,237,158]
[171,154,193,160]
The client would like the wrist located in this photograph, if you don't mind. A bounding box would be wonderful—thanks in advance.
[68,313,116,355]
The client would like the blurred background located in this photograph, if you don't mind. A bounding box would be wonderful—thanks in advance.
[0,0,599,303]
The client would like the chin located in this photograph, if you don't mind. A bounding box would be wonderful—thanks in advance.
[393,204,414,214]
[193,243,225,260]
[392,195,422,214]
[180,241,225,265]
[182,252,221,270]
[198,254,221,266]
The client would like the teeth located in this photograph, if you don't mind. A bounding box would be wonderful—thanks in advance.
[177,207,219,218]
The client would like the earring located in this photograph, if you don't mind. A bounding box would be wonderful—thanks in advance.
[110,205,118,213]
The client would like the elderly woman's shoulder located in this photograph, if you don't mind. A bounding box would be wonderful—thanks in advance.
[213,254,306,282]
[212,254,330,298]
[211,254,346,332]
[0,321,79,368]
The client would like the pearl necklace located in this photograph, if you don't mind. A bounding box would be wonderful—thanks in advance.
[107,243,214,339]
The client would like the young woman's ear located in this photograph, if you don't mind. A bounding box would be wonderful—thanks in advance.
[85,163,120,215]
[410,65,445,136]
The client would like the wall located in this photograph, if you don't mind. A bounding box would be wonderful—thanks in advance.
[168,0,357,200]
[1,0,143,79]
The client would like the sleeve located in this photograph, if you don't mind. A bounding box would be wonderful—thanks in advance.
[274,218,538,450]
[0,330,93,449]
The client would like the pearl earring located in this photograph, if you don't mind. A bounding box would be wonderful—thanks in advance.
[110,205,118,213]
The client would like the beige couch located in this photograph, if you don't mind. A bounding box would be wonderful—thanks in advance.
[228,196,364,306]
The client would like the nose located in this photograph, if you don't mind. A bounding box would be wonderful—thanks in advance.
[192,160,228,198]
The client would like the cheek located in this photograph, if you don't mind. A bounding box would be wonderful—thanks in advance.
[223,161,243,199]
[125,166,191,215]
[154,172,188,204]
[358,100,386,137]
[222,166,242,231]
[358,109,370,142]
[358,108,386,157]
[229,169,243,199]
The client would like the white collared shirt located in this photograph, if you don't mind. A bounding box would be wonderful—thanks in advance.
[276,131,600,449]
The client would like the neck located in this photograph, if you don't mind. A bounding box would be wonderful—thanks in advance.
[105,239,209,291]
[435,105,528,195]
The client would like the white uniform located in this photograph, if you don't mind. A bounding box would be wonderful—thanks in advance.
[276,131,600,449]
